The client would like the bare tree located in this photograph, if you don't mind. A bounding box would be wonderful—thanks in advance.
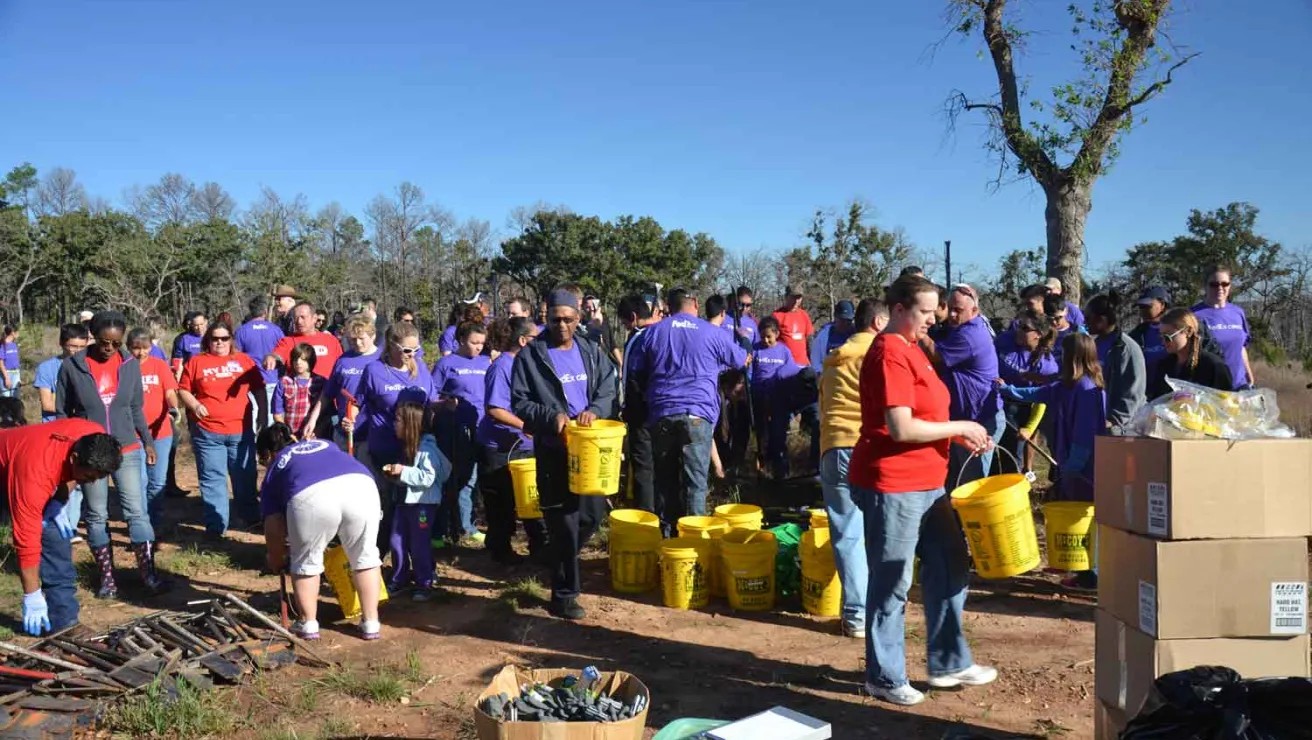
[946,0,1197,304]
[191,182,236,223]
[34,167,87,217]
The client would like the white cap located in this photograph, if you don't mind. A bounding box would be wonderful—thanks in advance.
[1044,277,1062,293]
[77,310,94,322]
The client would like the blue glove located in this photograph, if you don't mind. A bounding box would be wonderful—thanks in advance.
[22,591,50,636]
[42,498,75,540]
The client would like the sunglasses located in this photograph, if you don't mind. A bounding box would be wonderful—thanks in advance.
[209,335,232,343]
[1018,326,1038,334]
[1163,327,1187,342]
[549,316,577,325]
[1209,281,1231,289]
[391,343,419,356]
[738,302,753,309]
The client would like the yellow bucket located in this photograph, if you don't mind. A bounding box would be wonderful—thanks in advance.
[660,537,712,610]
[322,544,390,620]
[809,508,829,530]
[1043,502,1096,571]
[678,516,730,597]
[800,526,841,617]
[609,509,662,593]
[951,473,1041,580]
[720,529,777,611]
[507,458,542,519]
[566,420,627,495]
[713,503,763,531]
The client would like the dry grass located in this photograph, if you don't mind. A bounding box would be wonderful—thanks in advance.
[1253,361,1312,436]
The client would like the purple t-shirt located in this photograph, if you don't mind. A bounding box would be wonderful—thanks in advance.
[1065,301,1085,331]
[172,332,203,364]
[477,351,532,451]
[936,315,1003,423]
[1137,323,1167,368]
[260,439,372,518]
[322,348,382,434]
[433,353,490,428]
[750,342,798,393]
[628,314,747,425]
[548,344,590,417]
[149,344,167,362]
[358,359,439,459]
[235,319,285,366]
[997,344,1059,387]
[0,341,18,371]
[439,326,458,355]
[722,314,759,345]
[1191,302,1250,389]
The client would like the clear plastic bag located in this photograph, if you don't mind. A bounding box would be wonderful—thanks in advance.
[1130,379,1295,440]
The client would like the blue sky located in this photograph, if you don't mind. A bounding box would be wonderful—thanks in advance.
[1,0,1308,279]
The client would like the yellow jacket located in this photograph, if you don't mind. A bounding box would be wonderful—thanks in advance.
[819,331,875,454]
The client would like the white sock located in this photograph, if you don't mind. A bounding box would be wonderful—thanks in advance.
[361,619,381,634]
[297,619,320,633]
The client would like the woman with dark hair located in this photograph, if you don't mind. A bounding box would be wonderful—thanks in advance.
[851,275,996,706]
[439,303,485,357]
[257,423,384,640]
[1192,264,1254,390]
[1148,309,1234,398]
[432,321,491,546]
[55,311,163,598]
[0,325,20,398]
[177,321,268,536]
[1084,293,1146,435]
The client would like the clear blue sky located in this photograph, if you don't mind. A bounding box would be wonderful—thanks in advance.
[1,0,1308,278]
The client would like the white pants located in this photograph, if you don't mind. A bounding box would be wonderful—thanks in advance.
[286,473,382,576]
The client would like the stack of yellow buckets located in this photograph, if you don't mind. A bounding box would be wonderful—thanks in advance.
[799,509,842,617]
[607,503,780,612]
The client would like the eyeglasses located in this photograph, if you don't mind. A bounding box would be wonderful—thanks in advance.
[1209,281,1231,289]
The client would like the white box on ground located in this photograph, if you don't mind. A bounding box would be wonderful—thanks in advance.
[708,707,831,740]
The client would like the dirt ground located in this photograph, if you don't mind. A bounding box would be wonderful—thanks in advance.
[0,437,1102,740]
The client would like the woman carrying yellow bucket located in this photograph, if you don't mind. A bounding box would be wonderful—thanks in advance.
[848,275,998,707]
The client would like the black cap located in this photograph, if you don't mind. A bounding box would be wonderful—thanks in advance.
[785,285,803,298]
[835,300,855,320]
[1136,286,1170,306]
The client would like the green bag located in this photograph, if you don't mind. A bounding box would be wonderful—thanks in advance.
[768,523,802,597]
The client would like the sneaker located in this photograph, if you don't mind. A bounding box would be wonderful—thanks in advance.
[468,531,487,545]
[360,619,381,641]
[291,619,321,641]
[412,588,433,603]
[548,598,586,620]
[927,664,998,689]
[842,623,867,640]
[866,683,925,706]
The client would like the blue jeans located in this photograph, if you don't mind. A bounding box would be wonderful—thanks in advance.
[437,465,478,538]
[650,414,714,533]
[0,369,19,398]
[820,448,867,631]
[140,435,173,531]
[948,407,1007,490]
[40,521,79,629]
[858,485,973,689]
[191,427,258,535]
[82,448,152,548]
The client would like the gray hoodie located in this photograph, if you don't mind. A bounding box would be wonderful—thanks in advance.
[1100,329,1147,436]
[55,348,155,455]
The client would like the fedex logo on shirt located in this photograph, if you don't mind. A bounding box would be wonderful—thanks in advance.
[342,367,365,376]
[451,368,486,376]
[383,383,410,392]
[201,361,246,379]
[671,319,697,330]
[559,372,588,384]
[757,356,786,366]
[1206,322,1244,331]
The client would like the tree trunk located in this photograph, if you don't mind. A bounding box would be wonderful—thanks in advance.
[1043,181,1093,306]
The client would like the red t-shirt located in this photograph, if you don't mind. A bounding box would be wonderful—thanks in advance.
[138,356,178,439]
[179,353,264,435]
[0,419,104,568]
[849,334,952,493]
[273,332,343,380]
[85,353,140,453]
[773,308,814,366]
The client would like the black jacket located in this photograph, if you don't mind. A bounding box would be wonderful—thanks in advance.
[1149,349,1234,399]
[510,333,618,447]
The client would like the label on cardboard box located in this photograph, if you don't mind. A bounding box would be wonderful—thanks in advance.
[1138,581,1157,637]
[1271,582,1308,635]
[1146,482,1168,536]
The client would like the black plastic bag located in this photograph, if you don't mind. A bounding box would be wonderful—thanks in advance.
[1122,666,1312,739]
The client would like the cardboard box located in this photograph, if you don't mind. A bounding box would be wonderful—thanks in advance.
[474,666,650,740]
[1094,437,1312,540]
[1094,700,1128,740]
[1098,526,1309,639]
[1095,610,1310,717]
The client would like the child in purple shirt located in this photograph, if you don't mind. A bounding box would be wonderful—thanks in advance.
[751,317,799,477]
[432,322,490,546]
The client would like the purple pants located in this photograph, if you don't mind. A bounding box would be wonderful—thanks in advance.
[389,504,437,589]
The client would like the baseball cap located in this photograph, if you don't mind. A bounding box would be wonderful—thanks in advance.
[1044,277,1062,293]
[1136,286,1170,306]
[835,300,855,320]
[785,285,804,298]
[461,291,484,305]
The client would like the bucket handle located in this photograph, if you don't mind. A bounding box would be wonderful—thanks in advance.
[952,443,1034,494]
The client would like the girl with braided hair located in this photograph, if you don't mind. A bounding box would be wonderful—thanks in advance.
[1148,308,1234,399]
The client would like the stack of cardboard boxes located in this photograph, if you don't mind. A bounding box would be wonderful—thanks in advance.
[1092,437,1312,739]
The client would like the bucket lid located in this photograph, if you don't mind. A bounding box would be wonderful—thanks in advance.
[714,503,763,519]
[678,516,729,532]
[610,509,660,527]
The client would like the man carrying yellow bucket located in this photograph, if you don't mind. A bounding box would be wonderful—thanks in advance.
[510,289,619,620]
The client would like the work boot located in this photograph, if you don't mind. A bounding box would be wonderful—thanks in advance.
[90,545,118,600]
[132,541,171,595]
[549,597,586,620]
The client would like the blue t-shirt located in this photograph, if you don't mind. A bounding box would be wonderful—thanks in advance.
[34,356,62,422]
[433,353,490,429]
[936,315,1003,423]
[172,332,204,365]
[321,348,382,432]
[358,359,439,459]
[260,439,372,517]
[548,344,589,417]
[438,326,458,355]
[750,342,798,393]
[721,314,759,346]
[149,344,168,362]
[235,319,286,367]
[628,314,747,425]
[478,351,532,451]
[1,341,19,372]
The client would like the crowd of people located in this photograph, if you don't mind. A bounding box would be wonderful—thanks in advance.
[1,263,1254,705]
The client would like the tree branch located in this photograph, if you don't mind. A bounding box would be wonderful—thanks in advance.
[978,0,1058,185]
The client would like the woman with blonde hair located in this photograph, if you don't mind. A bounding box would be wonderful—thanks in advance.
[1148,308,1233,398]
[305,314,381,460]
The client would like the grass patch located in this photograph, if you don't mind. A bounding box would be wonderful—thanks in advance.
[588,521,610,551]
[1035,718,1071,737]
[496,577,548,611]
[291,682,320,714]
[107,678,242,738]
[160,545,235,576]
[319,717,354,737]
[314,665,407,703]
[405,649,425,683]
